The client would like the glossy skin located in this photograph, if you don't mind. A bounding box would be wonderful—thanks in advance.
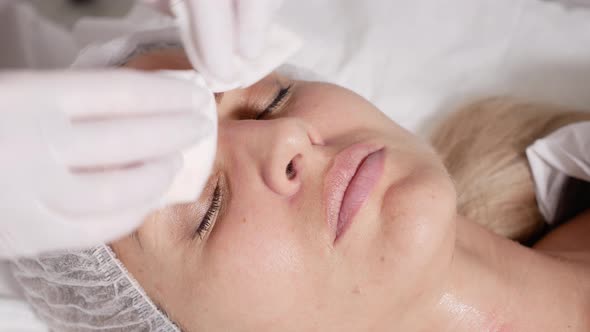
[112,50,457,331]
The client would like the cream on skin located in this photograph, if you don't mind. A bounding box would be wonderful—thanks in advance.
[111,50,590,332]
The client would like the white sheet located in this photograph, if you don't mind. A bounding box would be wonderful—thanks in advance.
[277,0,590,133]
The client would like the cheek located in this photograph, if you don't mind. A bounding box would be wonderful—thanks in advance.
[200,197,313,326]
[214,207,304,275]
[293,84,388,135]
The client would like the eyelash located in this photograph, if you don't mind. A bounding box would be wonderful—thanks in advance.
[255,84,292,120]
[194,180,222,239]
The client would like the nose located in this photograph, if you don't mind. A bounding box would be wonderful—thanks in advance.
[224,118,324,197]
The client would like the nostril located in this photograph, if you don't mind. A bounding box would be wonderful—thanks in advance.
[286,160,296,180]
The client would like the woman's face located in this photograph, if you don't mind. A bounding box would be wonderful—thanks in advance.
[113,50,457,331]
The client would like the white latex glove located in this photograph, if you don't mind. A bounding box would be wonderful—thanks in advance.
[0,69,215,258]
[143,0,284,84]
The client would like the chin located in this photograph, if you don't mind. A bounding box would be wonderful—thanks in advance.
[379,162,457,265]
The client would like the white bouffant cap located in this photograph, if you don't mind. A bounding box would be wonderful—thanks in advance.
[11,245,179,332]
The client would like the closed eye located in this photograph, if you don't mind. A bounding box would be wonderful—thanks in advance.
[255,84,292,120]
[193,179,222,240]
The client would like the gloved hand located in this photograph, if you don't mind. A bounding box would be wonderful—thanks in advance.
[144,0,284,84]
[0,69,215,258]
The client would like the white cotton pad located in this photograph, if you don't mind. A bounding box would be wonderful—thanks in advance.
[155,70,218,207]
[170,1,303,92]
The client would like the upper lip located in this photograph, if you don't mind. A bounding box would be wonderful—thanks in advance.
[323,143,383,242]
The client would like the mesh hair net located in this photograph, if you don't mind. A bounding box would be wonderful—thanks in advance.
[10,245,180,332]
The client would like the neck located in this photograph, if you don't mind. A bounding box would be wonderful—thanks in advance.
[425,216,590,332]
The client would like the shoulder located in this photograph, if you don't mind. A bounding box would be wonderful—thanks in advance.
[534,209,590,253]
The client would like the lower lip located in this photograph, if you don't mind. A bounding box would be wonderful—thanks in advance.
[335,149,385,241]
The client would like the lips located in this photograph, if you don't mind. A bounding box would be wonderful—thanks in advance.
[324,143,385,243]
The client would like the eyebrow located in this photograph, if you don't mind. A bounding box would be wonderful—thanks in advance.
[131,230,143,250]
[214,92,224,104]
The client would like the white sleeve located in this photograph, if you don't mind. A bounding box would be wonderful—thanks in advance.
[0,261,47,331]
[526,122,590,224]
[0,297,48,332]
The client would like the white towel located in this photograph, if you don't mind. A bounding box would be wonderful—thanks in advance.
[527,122,590,224]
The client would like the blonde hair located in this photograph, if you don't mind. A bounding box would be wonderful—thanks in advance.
[431,97,590,242]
